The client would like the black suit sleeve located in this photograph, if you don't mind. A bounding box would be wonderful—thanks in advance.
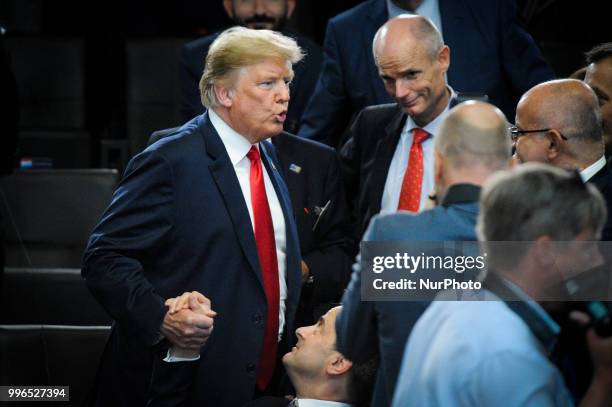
[147,356,198,407]
[82,149,174,346]
[178,44,205,122]
[297,20,352,146]
[302,149,354,306]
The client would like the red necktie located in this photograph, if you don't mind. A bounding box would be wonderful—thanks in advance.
[247,146,280,390]
[397,128,430,212]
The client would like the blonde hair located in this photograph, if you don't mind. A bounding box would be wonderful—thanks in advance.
[199,26,304,108]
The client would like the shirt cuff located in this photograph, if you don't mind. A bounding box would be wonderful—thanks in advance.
[163,347,201,363]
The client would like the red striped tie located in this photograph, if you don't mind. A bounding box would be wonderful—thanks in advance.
[398,128,430,211]
[247,146,280,390]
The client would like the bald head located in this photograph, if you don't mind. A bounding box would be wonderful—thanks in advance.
[373,14,443,63]
[517,79,602,144]
[436,101,511,171]
[514,79,604,167]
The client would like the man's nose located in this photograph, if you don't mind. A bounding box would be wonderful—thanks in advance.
[254,0,266,15]
[395,79,412,99]
[277,82,290,103]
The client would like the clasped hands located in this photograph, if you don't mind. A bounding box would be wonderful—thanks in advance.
[160,291,216,358]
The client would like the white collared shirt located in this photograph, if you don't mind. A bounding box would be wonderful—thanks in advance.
[209,109,287,340]
[293,399,352,407]
[386,0,443,38]
[380,87,456,214]
[580,155,607,182]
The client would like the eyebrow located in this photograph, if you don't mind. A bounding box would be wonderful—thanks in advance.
[317,317,325,327]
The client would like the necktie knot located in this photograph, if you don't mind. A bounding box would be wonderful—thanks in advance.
[247,145,260,163]
[412,128,429,144]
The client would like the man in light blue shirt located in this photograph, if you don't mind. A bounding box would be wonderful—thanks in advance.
[392,163,612,407]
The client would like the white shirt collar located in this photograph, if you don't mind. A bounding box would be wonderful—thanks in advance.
[580,155,607,182]
[208,108,255,165]
[405,86,456,136]
[295,399,352,407]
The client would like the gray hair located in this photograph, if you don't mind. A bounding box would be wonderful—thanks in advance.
[199,26,303,108]
[477,163,606,269]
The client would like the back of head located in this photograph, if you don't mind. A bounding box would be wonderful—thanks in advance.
[199,26,303,108]
[517,79,603,146]
[435,101,511,172]
[346,355,379,407]
[477,163,606,269]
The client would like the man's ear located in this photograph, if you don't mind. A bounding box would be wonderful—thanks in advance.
[326,352,353,376]
[286,0,297,18]
[438,45,450,74]
[545,129,563,161]
[215,84,234,108]
[223,0,234,18]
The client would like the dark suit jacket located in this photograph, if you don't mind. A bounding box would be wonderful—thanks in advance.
[336,184,481,407]
[341,98,467,240]
[148,129,354,325]
[267,134,354,324]
[297,0,554,146]
[82,113,302,407]
[179,31,322,134]
[588,162,612,241]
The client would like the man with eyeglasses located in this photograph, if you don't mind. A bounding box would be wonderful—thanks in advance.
[514,78,612,241]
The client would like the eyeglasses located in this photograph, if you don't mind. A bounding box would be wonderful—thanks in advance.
[509,126,568,143]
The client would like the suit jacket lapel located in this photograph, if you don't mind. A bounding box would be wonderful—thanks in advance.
[260,141,301,300]
[200,113,264,288]
[369,105,406,214]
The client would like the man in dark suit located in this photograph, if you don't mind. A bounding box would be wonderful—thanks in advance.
[180,0,322,134]
[342,14,460,239]
[82,27,303,406]
[514,79,612,241]
[298,0,554,146]
[336,101,512,406]
[148,129,354,325]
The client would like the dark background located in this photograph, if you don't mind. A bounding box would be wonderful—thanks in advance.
[0,0,609,170]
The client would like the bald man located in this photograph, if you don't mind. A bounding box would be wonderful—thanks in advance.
[337,101,513,407]
[514,79,612,240]
[341,14,458,240]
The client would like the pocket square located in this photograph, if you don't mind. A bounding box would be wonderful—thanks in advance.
[289,163,302,174]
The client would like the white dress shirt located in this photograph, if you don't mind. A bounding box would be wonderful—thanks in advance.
[291,399,352,407]
[165,109,288,362]
[580,155,607,182]
[380,87,456,214]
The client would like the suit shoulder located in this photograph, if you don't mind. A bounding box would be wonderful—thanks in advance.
[287,32,322,53]
[366,207,451,240]
[357,103,401,122]
[277,132,336,155]
[146,120,204,159]
[182,32,219,54]
[330,0,378,28]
